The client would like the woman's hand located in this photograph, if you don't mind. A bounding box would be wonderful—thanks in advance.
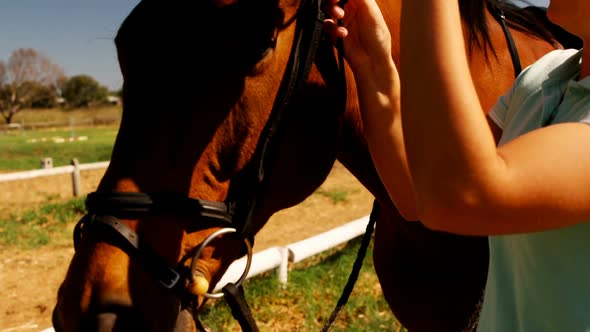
[322,0,393,75]
[323,0,418,221]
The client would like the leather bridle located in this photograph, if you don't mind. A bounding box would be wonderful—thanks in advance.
[72,0,347,330]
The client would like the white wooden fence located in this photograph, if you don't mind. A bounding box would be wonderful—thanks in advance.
[213,214,370,291]
[1,162,372,332]
[0,161,110,197]
[0,161,109,182]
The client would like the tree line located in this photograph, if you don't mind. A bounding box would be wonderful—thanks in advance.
[0,48,120,124]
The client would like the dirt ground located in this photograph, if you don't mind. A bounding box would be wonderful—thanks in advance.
[0,162,375,332]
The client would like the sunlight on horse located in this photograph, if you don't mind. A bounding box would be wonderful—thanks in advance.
[52,0,566,331]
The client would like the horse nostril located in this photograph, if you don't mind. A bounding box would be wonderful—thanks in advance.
[96,312,117,332]
[84,308,147,332]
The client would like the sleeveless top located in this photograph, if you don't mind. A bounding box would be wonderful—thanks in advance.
[503,0,550,8]
[479,49,590,331]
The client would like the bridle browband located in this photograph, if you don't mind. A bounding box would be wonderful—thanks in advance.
[73,0,348,330]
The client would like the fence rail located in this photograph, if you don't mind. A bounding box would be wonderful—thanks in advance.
[0,117,120,132]
[214,215,370,291]
[0,160,109,198]
[0,161,109,183]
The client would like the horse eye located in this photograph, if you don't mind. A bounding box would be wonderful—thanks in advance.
[211,0,239,8]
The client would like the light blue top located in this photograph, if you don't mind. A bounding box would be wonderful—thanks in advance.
[480,49,590,331]
[503,0,550,8]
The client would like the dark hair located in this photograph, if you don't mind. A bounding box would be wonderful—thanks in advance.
[459,0,558,55]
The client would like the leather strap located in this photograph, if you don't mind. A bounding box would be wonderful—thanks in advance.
[495,8,522,78]
[321,199,379,332]
[222,283,260,332]
[86,192,232,224]
[75,214,183,290]
[227,0,335,239]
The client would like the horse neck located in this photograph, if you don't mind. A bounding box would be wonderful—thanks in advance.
[467,8,558,111]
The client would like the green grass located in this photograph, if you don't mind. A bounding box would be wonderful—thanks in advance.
[0,127,117,171]
[315,188,352,204]
[199,238,406,331]
[0,107,120,171]
[0,198,86,249]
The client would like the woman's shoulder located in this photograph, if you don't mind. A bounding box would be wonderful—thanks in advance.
[493,49,582,142]
[517,49,581,86]
[532,48,580,64]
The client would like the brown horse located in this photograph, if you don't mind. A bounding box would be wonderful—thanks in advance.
[52,0,571,331]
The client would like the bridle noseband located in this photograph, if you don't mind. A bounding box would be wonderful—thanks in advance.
[75,192,253,293]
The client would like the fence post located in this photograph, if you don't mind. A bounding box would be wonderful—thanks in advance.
[71,158,81,197]
[278,247,289,289]
[40,157,53,169]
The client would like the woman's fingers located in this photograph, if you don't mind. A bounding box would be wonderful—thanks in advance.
[323,18,348,41]
[323,1,348,40]
[325,3,345,20]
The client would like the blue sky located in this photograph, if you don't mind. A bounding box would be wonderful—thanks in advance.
[0,0,140,91]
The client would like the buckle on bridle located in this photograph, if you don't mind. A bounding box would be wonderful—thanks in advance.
[160,267,182,289]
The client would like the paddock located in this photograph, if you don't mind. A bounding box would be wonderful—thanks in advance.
[0,162,388,331]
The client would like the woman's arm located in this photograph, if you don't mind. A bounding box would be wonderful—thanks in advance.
[324,0,419,220]
[400,0,590,235]
[356,58,418,221]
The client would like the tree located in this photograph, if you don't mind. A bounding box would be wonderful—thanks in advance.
[0,62,6,85]
[27,81,60,108]
[0,48,65,124]
[61,75,109,108]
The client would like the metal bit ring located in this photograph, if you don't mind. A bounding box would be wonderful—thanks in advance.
[190,228,253,299]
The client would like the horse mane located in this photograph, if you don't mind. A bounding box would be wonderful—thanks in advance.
[459,0,559,55]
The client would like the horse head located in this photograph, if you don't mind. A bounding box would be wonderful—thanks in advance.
[52,0,345,331]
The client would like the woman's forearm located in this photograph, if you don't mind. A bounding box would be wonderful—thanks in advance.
[400,0,506,226]
[354,59,419,220]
